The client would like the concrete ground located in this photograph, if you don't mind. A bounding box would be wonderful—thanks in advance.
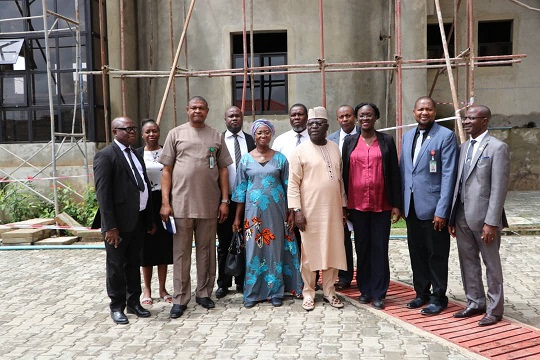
[0,191,539,359]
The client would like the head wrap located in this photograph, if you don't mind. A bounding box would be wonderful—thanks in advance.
[250,118,275,138]
[308,106,328,120]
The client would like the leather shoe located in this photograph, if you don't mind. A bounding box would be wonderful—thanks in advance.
[478,314,502,326]
[170,304,187,319]
[335,281,351,291]
[421,303,446,316]
[126,304,151,318]
[111,310,129,325]
[453,307,486,318]
[195,297,215,309]
[372,299,385,310]
[244,300,257,308]
[358,294,372,304]
[271,297,283,307]
[215,288,228,299]
[406,297,428,309]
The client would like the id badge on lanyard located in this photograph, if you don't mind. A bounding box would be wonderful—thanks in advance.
[429,150,437,173]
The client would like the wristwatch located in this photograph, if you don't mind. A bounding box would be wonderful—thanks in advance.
[293,208,302,212]
[221,199,230,204]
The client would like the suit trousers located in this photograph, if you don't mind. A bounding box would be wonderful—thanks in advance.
[216,201,244,289]
[338,225,354,284]
[172,218,217,306]
[455,202,504,316]
[105,212,144,311]
[349,210,391,300]
[406,196,450,306]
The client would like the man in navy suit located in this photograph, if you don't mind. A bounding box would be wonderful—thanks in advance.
[94,116,154,324]
[216,106,255,299]
[400,96,458,315]
[327,104,359,290]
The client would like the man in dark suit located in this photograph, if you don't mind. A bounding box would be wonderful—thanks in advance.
[449,105,510,326]
[93,116,154,325]
[216,106,255,299]
[327,104,359,290]
[400,96,458,315]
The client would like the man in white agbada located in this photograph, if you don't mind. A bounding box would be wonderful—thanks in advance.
[287,106,348,311]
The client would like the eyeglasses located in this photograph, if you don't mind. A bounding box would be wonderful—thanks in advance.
[357,113,375,119]
[115,127,138,133]
[461,116,486,121]
[307,120,327,127]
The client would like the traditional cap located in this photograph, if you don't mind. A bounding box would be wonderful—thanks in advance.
[308,106,328,120]
[250,118,275,138]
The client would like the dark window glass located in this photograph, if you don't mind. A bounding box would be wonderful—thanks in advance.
[1,76,27,106]
[30,72,58,105]
[2,110,29,142]
[478,20,513,66]
[427,23,455,60]
[27,38,57,70]
[32,109,53,141]
[58,36,86,70]
[0,1,25,32]
[231,32,288,115]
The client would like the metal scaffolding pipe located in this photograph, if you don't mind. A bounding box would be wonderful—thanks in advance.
[99,0,110,144]
[395,0,403,156]
[241,0,248,113]
[318,0,327,107]
[120,0,126,115]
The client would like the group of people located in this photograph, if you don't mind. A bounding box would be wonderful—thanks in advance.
[93,95,509,328]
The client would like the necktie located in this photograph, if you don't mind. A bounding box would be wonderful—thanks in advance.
[233,134,241,169]
[125,148,145,191]
[296,133,302,146]
[412,130,426,166]
[460,139,477,202]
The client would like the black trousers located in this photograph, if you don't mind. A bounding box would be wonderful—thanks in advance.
[338,225,354,284]
[405,196,450,306]
[216,201,244,289]
[105,213,144,311]
[349,210,391,300]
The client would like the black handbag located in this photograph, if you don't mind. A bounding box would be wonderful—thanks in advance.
[225,230,245,277]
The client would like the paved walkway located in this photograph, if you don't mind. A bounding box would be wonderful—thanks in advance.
[0,191,539,359]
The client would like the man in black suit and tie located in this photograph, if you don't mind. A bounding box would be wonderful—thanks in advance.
[93,116,154,325]
[216,106,255,299]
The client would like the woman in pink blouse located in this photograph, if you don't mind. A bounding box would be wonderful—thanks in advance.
[342,103,402,310]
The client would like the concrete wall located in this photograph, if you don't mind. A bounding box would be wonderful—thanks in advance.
[428,1,540,126]
[134,0,391,137]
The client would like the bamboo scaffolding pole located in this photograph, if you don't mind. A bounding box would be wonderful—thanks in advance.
[434,0,466,143]
[318,0,327,107]
[395,0,403,156]
[156,0,196,125]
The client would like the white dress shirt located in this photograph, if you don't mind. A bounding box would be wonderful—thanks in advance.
[271,129,308,160]
[114,139,149,211]
[224,130,249,194]
[467,129,489,160]
[338,127,358,153]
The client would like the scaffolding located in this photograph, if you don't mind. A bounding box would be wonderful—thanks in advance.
[0,0,89,220]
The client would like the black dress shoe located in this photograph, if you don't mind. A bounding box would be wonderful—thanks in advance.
[215,288,228,299]
[335,281,351,291]
[170,304,187,319]
[126,304,151,318]
[453,307,486,318]
[358,294,372,304]
[406,297,428,309]
[478,314,502,326]
[111,310,129,325]
[421,303,446,316]
[195,297,216,309]
[372,299,385,310]
[244,300,257,308]
[271,297,283,307]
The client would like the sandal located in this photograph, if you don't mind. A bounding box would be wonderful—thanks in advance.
[324,295,344,309]
[141,297,153,305]
[161,294,173,303]
[302,296,315,311]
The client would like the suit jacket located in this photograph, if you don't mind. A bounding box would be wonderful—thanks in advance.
[93,141,153,233]
[400,122,458,220]
[342,131,402,209]
[327,126,361,145]
[449,133,510,231]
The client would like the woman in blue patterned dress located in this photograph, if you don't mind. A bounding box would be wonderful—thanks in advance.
[232,119,303,308]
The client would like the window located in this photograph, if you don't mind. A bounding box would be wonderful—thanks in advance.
[0,0,97,143]
[427,23,455,60]
[231,32,288,115]
[478,20,513,66]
